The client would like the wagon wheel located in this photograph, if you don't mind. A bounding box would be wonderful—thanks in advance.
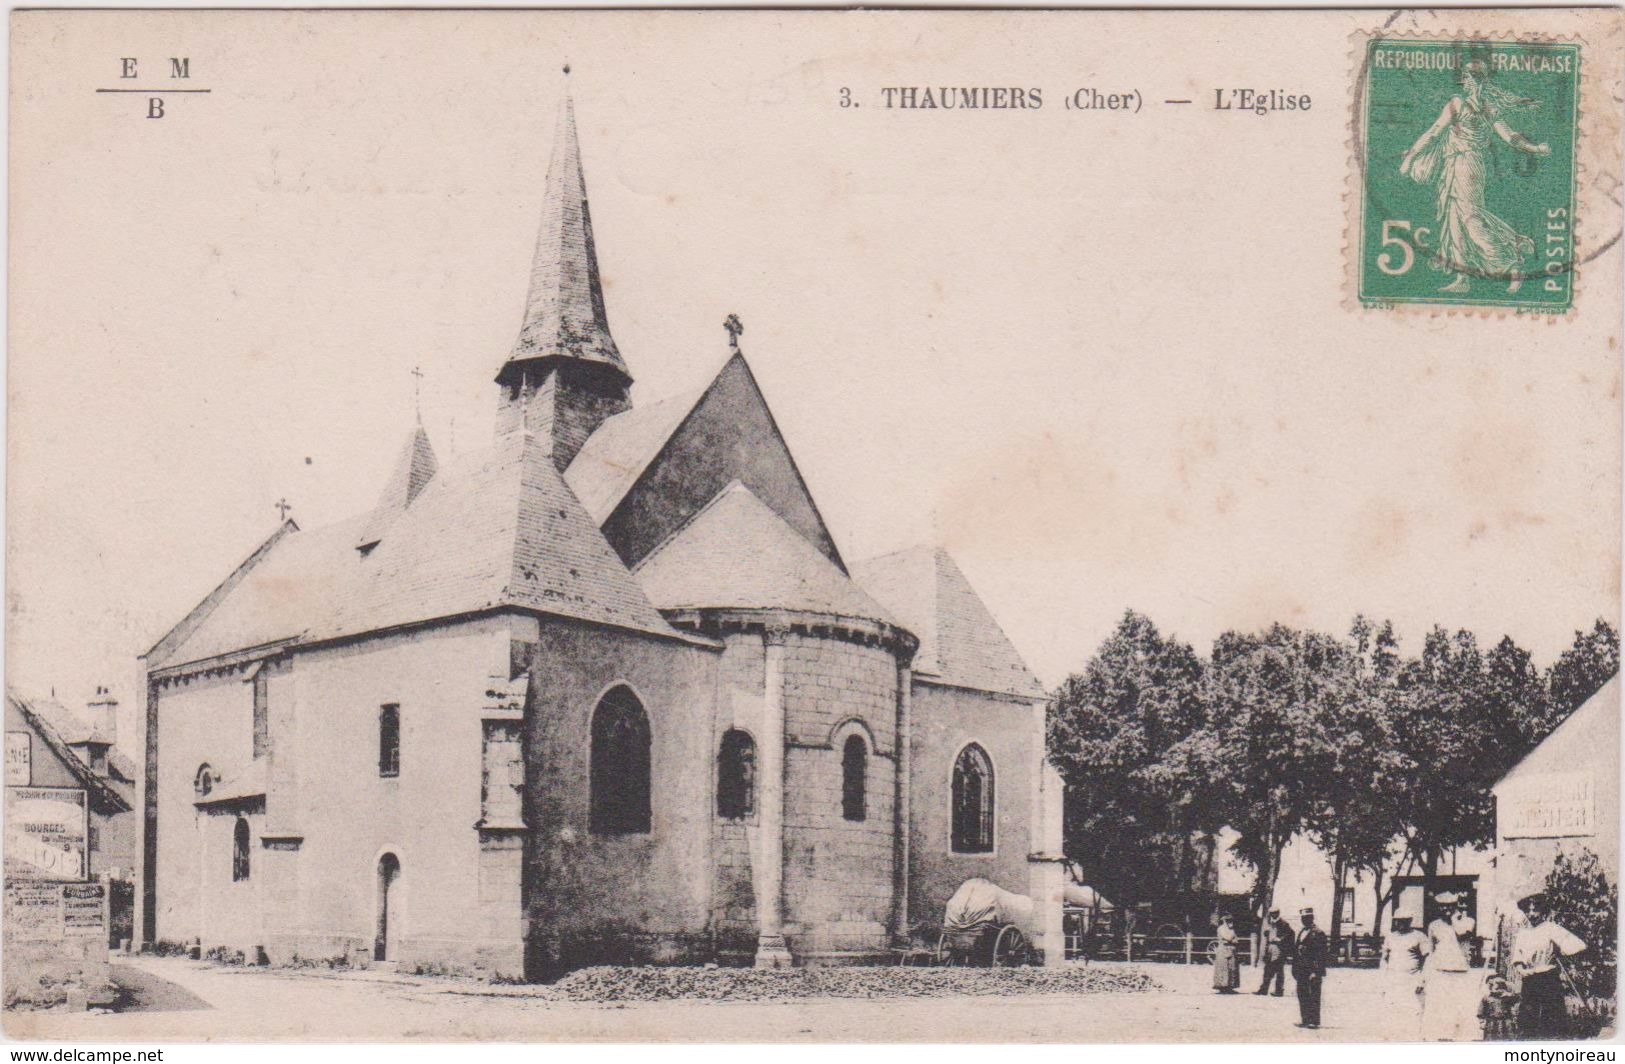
[1206,939,1220,964]
[935,930,954,967]
[992,925,1030,967]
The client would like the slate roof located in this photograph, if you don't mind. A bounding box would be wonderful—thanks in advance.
[6,692,134,813]
[564,387,701,524]
[151,430,680,673]
[160,513,372,668]
[635,481,899,626]
[357,424,439,548]
[852,547,1047,700]
[501,85,627,382]
[195,758,268,807]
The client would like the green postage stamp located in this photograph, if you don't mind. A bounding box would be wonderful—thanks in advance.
[1355,37,1580,313]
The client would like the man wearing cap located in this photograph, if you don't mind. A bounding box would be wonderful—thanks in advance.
[1291,906,1329,1029]
[1512,891,1586,1040]
[1255,907,1294,997]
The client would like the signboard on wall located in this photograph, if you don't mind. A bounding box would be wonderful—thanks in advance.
[1500,772,1596,839]
[4,786,88,880]
[5,732,30,785]
[62,882,107,937]
[3,881,64,941]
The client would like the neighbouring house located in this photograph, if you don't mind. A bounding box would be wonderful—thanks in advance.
[138,76,1064,980]
[5,688,138,1006]
[1487,676,1619,949]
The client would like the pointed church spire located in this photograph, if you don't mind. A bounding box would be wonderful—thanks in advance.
[499,68,629,387]
[356,425,439,550]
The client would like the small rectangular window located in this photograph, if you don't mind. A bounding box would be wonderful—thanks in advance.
[379,704,401,778]
[252,670,271,760]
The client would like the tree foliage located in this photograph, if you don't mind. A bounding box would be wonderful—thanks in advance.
[1545,847,1618,1006]
[1046,611,1208,906]
[1047,613,1619,924]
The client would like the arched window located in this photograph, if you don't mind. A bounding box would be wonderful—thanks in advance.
[194,763,215,798]
[232,818,251,882]
[378,704,400,778]
[951,743,995,853]
[841,734,867,822]
[589,686,651,835]
[716,729,756,819]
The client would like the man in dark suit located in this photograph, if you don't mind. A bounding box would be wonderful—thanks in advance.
[1255,907,1294,996]
[1291,906,1328,1029]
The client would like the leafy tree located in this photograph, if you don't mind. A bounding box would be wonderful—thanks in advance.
[1485,635,1554,755]
[1047,611,1209,906]
[1202,624,1351,922]
[1306,617,1405,949]
[1547,619,1620,720]
[1544,848,1617,1015]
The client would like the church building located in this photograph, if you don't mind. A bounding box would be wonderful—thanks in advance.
[139,77,1064,979]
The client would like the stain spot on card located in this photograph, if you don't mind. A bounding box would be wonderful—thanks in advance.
[1349,500,1409,566]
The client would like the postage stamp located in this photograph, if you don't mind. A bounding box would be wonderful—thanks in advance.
[1354,37,1580,313]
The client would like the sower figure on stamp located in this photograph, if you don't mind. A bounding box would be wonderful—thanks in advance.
[1255,908,1293,997]
[1399,59,1550,295]
[1292,906,1328,1030]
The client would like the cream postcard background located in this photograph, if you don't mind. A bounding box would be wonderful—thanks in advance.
[8,8,1622,744]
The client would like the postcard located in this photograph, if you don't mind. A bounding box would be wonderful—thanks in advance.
[6,7,1622,1044]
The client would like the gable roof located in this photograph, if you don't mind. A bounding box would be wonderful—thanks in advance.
[564,387,700,524]
[6,692,133,813]
[852,546,1046,700]
[1494,675,1620,791]
[151,431,683,674]
[143,520,301,663]
[634,481,897,625]
[568,350,846,572]
[157,513,372,669]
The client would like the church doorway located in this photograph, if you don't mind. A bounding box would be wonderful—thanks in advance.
[375,853,401,962]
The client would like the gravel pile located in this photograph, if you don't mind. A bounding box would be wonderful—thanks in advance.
[548,964,1164,1004]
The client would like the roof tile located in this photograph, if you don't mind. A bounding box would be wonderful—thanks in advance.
[852,547,1045,699]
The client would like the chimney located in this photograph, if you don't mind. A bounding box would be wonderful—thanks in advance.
[85,686,118,746]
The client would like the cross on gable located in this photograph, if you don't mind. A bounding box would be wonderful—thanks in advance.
[274,497,293,521]
[723,313,744,350]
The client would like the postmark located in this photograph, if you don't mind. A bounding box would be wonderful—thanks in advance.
[1353,36,1581,313]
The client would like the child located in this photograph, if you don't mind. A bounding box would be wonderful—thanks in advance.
[1478,974,1519,1041]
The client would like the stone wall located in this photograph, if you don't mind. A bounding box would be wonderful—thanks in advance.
[150,616,527,978]
[517,615,721,978]
[779,631,900,960]
[907,681,1040,933]
[3,881,110,1008]
[148,667,256,948]
[710,632,764,959]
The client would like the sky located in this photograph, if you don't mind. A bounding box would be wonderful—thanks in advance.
[9,9,1621,746]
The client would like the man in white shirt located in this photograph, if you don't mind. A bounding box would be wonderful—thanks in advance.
[1512,891,1587,1039]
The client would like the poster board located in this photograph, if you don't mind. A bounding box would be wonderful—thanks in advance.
[4,786,89,880]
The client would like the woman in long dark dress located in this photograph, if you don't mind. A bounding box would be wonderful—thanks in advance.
[1213,915,1241,993]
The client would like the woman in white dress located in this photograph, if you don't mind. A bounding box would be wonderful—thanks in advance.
[1399,60,1551,294]
[1420,895,1479,1040]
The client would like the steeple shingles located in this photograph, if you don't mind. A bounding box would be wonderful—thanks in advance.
[356,424,438,550]
[501,80,628,385]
